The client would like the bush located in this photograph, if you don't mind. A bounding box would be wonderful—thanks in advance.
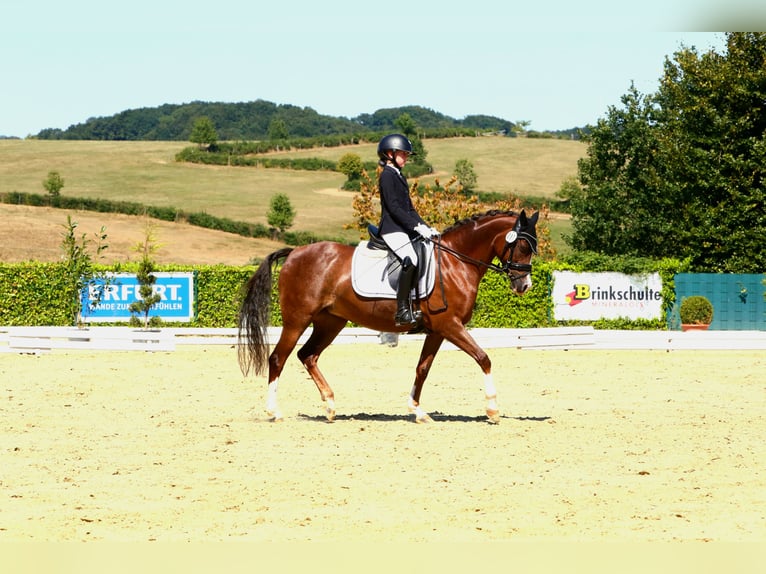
[470,262,553,328]
[679,295,713,325]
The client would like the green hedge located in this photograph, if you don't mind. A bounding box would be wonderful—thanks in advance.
[175,145,429,177]
[175,131,435,177]
[0,263,74,325]
[0,262,255,327]
[1,254,688,328]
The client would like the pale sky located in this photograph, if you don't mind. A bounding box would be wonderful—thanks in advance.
[2,1,761,138]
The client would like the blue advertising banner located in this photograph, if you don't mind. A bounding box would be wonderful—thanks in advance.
[81,272,196,323]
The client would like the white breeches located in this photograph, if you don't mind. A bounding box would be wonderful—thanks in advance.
[382,231,418,265]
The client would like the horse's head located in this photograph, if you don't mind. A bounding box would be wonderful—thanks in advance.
[496,210,539,294]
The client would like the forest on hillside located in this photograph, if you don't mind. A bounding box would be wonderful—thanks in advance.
[34,101,582,141]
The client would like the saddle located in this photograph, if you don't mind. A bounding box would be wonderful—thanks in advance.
[350,225,436,299]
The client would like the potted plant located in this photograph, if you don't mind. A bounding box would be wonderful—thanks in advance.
[679,295,713,331]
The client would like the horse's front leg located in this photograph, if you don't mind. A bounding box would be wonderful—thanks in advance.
[408,333,444,423]
[444,325,500,424]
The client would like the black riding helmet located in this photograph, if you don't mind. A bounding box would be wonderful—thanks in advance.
[377,133,413,163]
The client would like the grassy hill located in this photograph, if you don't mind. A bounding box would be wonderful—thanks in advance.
[0,137,585,262]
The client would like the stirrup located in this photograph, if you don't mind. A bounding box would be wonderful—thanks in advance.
[395,308,417,326]
[395,306,421,326]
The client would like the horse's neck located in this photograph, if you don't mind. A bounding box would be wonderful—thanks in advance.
[444,217,511,263]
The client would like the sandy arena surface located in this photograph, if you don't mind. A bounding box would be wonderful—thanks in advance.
[1,342,764,544]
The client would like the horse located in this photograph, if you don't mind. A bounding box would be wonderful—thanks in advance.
[237,209,539,423]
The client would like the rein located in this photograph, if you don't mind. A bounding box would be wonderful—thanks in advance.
[425,230,537,313]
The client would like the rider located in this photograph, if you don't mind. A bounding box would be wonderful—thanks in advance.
[376,133,440,326]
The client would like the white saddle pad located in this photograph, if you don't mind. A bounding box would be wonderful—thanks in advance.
[351,241,436,299]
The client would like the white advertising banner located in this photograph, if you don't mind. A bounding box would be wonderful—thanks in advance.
[552,271,663,321]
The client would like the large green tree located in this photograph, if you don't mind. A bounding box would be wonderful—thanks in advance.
[569,85,679,257]
[569,32,766,272]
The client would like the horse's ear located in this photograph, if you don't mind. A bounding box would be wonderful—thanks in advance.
[529,211,540,226]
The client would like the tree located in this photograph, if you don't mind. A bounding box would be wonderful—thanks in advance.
[189,116,218,149]
[337,153,364,190]
[128,224,163,329]
[43,170,64,197]
[268,118,289,141]
[571,85,677,257]
[267,193,296,239]
[453,159,478,193]
[511,120,531,137]
[394,113,417,137]
[655,32,766,272]
[394,113,429,171]
[60,216,109,326]
[570,33,766,272]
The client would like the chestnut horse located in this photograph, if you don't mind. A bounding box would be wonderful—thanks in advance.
[237,209,539,423]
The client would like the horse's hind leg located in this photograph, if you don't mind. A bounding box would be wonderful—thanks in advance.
[265,325,307,421]
[296,314,347,422]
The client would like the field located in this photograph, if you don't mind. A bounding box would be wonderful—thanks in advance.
[0,138,584,264]
[1,342,764,543]
[0,204,284,266]
[264,136,585,198]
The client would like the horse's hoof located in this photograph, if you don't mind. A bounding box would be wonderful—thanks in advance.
[324,399,336,422]
[416,413,434,424]
[265,409,284,422]
[486,410,501,424]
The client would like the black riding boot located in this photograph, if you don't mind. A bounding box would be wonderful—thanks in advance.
[394,257,420,326]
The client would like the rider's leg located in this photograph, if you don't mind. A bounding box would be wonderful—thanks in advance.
[395,256,419,326]
[382,232,421,326]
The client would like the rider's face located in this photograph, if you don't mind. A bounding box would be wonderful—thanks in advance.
[392,150,410,168]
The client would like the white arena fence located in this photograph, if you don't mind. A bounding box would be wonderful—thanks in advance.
[1,326,765,354]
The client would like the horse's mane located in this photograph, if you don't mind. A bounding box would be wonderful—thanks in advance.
[441,210,518,235]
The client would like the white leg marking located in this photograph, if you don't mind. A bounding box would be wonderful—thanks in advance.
[407,386,418,411]
[325,397,336,421]
[408,386,432,423]
[484,373,499,414]
[266,378,283,420]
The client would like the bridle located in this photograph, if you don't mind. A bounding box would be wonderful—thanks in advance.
[498,226,538,281]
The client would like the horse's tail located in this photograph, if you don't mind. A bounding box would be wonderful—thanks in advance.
[237,247,293,377]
